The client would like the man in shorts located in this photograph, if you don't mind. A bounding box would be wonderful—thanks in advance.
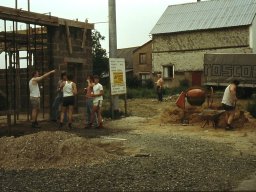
[90,75,104,128]
[29,70,55,128]
[221,80,239,131]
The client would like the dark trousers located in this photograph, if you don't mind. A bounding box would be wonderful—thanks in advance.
[51,92,63,120]
[157,86,163,101]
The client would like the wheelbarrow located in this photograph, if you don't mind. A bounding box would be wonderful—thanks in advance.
[199,109,225,128]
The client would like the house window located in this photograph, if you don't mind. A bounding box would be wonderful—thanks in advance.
[140,73,151,85]
[139,53,146,64]
[163,65,174,79]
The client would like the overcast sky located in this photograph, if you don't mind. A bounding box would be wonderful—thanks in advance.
[0,0,199,52]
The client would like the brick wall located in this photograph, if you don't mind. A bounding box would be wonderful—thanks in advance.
[0,25,93,114]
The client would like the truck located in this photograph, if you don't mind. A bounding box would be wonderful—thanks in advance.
[204,53,256,97]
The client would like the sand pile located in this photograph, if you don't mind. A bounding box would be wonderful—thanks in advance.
[160,105,256,129]
[0,131,118,170]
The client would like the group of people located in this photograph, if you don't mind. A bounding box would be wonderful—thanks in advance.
[29,69,103,129]
[30,69,239,131]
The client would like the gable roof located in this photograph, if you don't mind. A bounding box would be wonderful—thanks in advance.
[133,40,152,53]
[117,47,139,69]
[151,0,256,35]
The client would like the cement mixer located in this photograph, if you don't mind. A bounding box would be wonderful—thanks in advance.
[176,87,206,110]
[176,87,225,127]
[176,87,207,124]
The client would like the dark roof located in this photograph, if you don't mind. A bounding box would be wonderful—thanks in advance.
[133,40,152,53]
[117,47,139,69]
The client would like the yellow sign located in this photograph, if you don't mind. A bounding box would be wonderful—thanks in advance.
[113,72,123,85]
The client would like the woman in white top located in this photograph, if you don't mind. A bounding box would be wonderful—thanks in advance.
[59,73,77,129]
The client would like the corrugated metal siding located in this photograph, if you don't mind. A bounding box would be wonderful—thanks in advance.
[151,0,256,34]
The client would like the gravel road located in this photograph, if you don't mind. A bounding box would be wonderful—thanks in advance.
[1,129,256,192]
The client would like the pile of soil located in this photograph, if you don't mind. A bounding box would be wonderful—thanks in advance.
[160,104,256,129]
[0,131,118,170]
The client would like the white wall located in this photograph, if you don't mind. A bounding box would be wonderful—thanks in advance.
[250,16,256,53]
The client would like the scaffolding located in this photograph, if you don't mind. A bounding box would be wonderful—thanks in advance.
[0,2,52,130]
[0,2,94,131]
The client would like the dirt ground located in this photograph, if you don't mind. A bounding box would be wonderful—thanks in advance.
[0,96,256,191]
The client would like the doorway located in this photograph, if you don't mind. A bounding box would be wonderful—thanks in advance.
[192,71,202,86]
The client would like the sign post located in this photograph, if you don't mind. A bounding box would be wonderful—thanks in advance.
[109,58,127,117]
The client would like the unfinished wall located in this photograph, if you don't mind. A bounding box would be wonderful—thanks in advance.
[0,25,93,114]
[48,25,93,112]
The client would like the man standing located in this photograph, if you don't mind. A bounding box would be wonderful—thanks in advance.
[84,75,98,128]
[51,71,67,122]
[29,70,55,128]
[221,80,239,130]
[90,75,104,128]
[155,73,164,102]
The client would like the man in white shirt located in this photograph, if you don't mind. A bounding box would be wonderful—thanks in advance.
[29,69,55,128]
[221,80,239,131]
[90,75,104,128]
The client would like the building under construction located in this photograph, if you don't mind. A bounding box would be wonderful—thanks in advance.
[0,5,94,126]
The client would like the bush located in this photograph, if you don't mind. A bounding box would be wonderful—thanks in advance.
[143,79,154,89]
[180,79,189,87]
[247,99,256,118]
[127,88,156,99]
[126,75,141,88]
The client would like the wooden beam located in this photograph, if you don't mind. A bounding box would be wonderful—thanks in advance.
[65,20,72,55]
[81,19,88,48]
[0,6,94,29]
[0,6,59,26]
[59,18,94,29]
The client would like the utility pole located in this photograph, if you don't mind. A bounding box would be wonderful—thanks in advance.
[109,0,119,117]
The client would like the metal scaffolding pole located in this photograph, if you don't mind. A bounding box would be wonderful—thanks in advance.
[12,21,17,124]
[26,23,31,121]
[41,25,45,118]
[4,20,11,130]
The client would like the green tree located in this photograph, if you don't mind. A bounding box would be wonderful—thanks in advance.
[92,30,109,76]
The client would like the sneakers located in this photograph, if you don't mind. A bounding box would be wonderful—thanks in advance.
[225,124,235,131]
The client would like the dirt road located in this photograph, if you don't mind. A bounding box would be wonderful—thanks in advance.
[0,98,256,191]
